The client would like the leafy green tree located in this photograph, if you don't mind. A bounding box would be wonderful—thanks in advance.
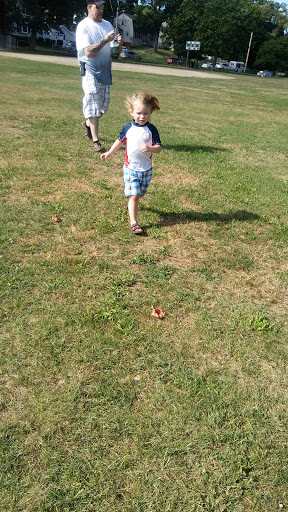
[13,0,84,49]
[244,1,288,64]
[163,0,205,58]
[135,0,183,52]
[4,1,137,49]
[195,0,253,64]
[255,33,288,72]
[0,0,21,37]
[118,0,137,15]
[164,0,288,67]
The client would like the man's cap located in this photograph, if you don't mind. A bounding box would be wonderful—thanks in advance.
[87,0,106,6]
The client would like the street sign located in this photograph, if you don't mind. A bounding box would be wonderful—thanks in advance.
[186,41,201,51]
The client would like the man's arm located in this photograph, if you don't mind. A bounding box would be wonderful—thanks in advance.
[84,30,115,57]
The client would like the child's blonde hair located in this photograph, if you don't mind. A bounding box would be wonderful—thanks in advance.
[125,92,160,113]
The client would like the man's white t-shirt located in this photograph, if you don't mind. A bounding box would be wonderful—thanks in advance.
[76,17,114,85]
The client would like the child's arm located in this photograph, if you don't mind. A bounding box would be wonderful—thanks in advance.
[100,139,123,161]
[141,144,162,154]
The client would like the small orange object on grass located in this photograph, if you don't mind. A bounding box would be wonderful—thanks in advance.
[52,215,61,223]
[151,306,165,319]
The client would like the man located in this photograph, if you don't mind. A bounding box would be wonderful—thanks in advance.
[76,0,122,152]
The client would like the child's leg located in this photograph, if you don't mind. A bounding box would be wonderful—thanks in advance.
[127,195,142,233]
[124,167,152,234]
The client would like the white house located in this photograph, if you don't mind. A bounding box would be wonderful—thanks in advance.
[9,1,76,48]
[114,12,133,48]
[113,12,162,49]
[58,25,76,48]
[10,21,76,48]
[9,7,164,51]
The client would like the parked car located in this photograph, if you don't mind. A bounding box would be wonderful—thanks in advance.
[230,61,245,72]
[257,70,273,77]
[119,50,141,61]
[201,62,213,69]
[166,58,185,66]
[62,41,77,55]
[215,63,230,70]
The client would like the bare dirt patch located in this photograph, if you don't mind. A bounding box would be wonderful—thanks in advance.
[0,51,234,80]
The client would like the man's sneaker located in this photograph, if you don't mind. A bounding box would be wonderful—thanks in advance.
[93,140,105,152]
[81,121,92,140]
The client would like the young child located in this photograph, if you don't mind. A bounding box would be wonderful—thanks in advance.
[100,92,162,234]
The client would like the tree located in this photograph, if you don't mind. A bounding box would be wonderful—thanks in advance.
[118,0,137,15]
[16,0,84,49]
[0,0,21,37]
[135,0,183,52]
[6,1,137,49]
[163,0,205,58]
[242,0,288,64]
[164,0,288,67]
[255,33,288,72]
[195,0,253,64]
[165,0,255,62]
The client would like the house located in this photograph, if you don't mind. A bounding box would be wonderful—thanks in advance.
[8,7,163,51]
[10,7,32,46]
[8,2,76,48]
[133,21,157,48]
[40,29,65,47]
[59,25,76,49]
[114,12,133,48]
[115,11,161,49]
[10,19,76,48]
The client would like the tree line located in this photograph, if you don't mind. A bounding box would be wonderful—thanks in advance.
[1,0,288,72]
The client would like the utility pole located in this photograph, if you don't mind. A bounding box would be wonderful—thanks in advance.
[110,0,119,48]
[244,32,253,73]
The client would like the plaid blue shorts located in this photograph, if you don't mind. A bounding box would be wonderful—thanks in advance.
[123,166,153,197]
[82,73,110,118]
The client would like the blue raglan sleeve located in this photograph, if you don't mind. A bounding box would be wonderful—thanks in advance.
[118,122,131,142]
[149,124,162,146]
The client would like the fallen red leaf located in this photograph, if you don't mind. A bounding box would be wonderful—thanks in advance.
[52,215,61,223]
[151,305,165,319]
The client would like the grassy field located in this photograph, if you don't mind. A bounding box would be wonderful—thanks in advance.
[0,56,288,512]
[126,47,175,65]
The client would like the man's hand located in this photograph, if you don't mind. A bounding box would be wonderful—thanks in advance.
[106,30,115,43]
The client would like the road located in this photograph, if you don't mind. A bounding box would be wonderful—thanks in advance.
[0,51,234,80]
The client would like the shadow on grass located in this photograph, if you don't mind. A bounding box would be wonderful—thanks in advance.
[142,208,260,228]
[164,144,227,153]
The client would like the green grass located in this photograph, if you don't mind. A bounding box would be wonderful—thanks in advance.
[0,55,288,512]
[130,47,175,65]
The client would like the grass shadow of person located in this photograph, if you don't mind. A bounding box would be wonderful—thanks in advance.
[142,208,260,228]
[164,144,228,153]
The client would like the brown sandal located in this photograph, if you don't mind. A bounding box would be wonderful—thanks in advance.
[130,223,143,235]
